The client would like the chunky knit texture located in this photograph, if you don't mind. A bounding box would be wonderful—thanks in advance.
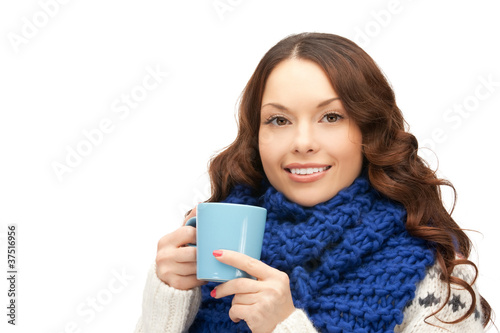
[189,175,436,333]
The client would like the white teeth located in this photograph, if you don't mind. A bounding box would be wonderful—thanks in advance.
[289,166,329,175]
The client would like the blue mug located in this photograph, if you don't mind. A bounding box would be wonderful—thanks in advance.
[185,202,267,282]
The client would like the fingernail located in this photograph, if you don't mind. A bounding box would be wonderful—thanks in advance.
[213,250,223,257]
[210,288,216,298]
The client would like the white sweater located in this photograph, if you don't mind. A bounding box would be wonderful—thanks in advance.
[134,261,485,332]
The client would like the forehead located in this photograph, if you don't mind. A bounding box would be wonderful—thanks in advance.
[261,58,338,107]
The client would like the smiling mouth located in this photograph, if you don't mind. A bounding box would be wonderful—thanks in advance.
[285,166,332,175]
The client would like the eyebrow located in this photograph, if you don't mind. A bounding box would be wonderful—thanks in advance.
[261,97,341,111]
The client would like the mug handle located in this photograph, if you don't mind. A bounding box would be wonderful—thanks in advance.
[185,217,197,247]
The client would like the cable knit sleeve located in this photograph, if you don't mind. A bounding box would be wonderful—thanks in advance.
[394,261,486,332]
[273,309,318,332]
[134,263,202,333]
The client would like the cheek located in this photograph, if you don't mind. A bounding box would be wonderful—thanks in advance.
[323,127,363,166]
[259,129,288,172]
[258,130,273,169]
[258,127,276,147]
[342,142,363,172]
[336,141,363,166]
[347,126,363,165]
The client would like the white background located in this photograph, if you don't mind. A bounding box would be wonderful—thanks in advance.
[1,0,499,332]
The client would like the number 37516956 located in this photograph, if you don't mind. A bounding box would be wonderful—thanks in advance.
[7,225,16,269]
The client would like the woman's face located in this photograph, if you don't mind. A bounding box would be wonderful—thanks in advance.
[258,58,363,207]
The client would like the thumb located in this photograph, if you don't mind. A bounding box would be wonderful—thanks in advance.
[182,204,199,225]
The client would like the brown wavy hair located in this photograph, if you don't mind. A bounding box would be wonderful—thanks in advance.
[206,32,492,327]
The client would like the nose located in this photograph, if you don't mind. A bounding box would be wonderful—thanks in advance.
[292,123,319,154]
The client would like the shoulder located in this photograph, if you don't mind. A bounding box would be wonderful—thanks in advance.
[394,260,486,332]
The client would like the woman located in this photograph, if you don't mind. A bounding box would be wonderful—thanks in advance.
[135,32,492,332]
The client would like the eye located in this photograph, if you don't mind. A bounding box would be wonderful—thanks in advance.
[265,116,290,126]
[321,112,343,123]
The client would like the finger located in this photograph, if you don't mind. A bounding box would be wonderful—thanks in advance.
[228,304,250,323]
[175,246,197,263]
[167,274,207,291]
[213,277,260,299]
[160,225,196,248]
[213,250,274,280]
[232,292,258,306]
[156,260,198,279]
[174,262,198,276]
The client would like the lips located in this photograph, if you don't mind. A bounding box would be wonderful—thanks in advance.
[284,164,331,183]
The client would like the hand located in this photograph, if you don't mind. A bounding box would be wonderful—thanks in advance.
[211,250,296,333]
[155,207,207,290]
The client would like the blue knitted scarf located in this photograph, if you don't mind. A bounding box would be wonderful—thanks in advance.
[189,175,435,332]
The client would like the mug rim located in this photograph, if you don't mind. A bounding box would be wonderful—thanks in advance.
[197,202,267,212]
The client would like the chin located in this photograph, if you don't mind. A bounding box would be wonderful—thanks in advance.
[286,191,334,207]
